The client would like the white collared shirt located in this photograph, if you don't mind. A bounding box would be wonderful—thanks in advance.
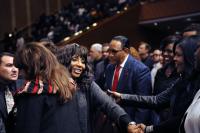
[151,62,162,89]
[184,88,200,133]
[112,54,129,87]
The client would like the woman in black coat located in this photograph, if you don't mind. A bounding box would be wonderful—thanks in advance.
[179,44,200,133]
[12,42,75,133]
[56,43,141,133]
[109,35,200,133]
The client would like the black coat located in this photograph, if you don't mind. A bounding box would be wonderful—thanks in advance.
[0,88,6,133]
[120,77,198,133]
[13,81,131,133]
[0,82,15,133]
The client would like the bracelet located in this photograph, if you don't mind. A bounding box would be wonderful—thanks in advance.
[145,125,153,133]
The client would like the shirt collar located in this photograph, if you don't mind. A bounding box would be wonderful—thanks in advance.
[119,54,129,68]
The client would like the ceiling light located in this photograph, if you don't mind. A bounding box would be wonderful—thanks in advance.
[154,22,158,26]
[64,37,70,41]
[86,26,90,30]
[79,30,83,34]
[186,18,192,21]
[117,11,121,14]
[175,31,180,35]
[9,33,12,37]
[124,7,128,10]
[92,23,98,27]
[74,32,79,36]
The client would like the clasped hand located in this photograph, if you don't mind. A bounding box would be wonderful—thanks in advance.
[127,123,146,133]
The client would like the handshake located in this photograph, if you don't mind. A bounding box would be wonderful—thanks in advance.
[128,123,148,133]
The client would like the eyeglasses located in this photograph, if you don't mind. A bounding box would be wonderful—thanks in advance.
[108,49,122,54]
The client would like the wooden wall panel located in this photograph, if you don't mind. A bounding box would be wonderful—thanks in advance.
[140,0,200,21]
[49,0,58,14]
[0,0,71,39]
[61,0,71,8]
[15,0,27,30]
[30,0,46,22]
[0,0,12,38]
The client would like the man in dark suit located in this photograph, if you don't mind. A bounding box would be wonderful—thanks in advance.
[0,52,19,132]
[105,36,152,124]
[95,43,110,90]
[138,41,154,70]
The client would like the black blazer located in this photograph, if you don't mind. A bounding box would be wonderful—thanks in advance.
[0,88,8,125]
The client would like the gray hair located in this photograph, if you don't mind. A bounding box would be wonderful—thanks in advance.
[91,43,102,52]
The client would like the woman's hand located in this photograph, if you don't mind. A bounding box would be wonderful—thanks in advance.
[68,78,77,91]
[127,124,144,133]
[137,123,146,132]
[107,90,122,102]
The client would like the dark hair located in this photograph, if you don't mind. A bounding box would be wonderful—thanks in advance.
[176,35,200,78]
[160,35,182,52]
[183,23,200,34]
[139,41,151,52]
[112,35,130,49]
[0,52,14,64]
[57,43,93,91]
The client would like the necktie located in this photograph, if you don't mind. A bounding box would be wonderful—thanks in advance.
[112,66,121,91]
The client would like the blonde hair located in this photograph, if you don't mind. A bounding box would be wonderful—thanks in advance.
[130,47,141,60]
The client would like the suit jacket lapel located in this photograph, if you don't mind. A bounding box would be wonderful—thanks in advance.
[107,65,115,90]
[117,57,130,92]
[0,91,8,120]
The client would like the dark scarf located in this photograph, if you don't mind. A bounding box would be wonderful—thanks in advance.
[15,79,58,95]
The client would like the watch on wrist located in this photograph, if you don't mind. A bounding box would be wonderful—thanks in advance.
[128,121,136,125]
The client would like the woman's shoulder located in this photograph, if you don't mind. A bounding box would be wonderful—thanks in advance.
[15,79,58,96]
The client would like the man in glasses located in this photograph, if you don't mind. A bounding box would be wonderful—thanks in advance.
[105,35,152,125]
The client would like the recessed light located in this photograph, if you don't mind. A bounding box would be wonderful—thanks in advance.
[9,33,12,37]
[186,18,192,21]
[154,22,158,26]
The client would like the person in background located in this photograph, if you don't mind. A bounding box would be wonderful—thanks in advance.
[153,35,181,95]
[0,52,18,133]
[57,43,141,133]
[102,43,110,60]
[182,23,200,37]
[95,43,110,90]
[89,43,103,76]
[151,49,162,89]
[149,49,163,125]
[138,41,154,70]
[129,47,141,61]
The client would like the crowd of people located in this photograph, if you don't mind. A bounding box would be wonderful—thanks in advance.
[1,8,200,133]
[0,0,137,53]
